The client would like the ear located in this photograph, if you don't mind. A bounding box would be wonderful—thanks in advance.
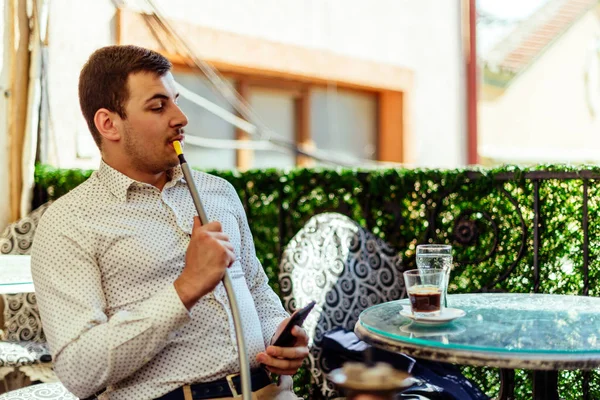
[94,108,122,143]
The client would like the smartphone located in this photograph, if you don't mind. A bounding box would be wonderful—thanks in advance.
[271,300,316,347]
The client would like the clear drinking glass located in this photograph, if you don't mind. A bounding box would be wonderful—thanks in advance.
[416,244,452,307]
[403,269,446,317]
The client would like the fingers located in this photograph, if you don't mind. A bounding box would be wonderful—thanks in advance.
[190,220,235,260]
[199,220,222,232]
[201,231,234,253]
[256,326,309,375]
[192,218,224,232]
[256,351,305,374]
[217,237,234,254]
[266,343,309,360]
[224,248,236,267]
[210,232,230,241]
[291,326,309,346]
[193,216,202,229]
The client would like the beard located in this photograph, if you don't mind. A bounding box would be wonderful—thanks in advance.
[122,124,179,174]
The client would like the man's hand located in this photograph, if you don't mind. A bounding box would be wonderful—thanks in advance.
[174,217,235,310]
[256,317,310,375]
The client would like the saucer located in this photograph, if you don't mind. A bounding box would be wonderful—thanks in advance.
[400,323,466,337]
[327,363,414,393]
[399,307,466,326]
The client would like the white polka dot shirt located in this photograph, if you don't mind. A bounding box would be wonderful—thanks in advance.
[31,161,289,400]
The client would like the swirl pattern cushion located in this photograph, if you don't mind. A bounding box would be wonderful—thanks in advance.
[0,382,77,399]
[0,203,52,367]
[0,203,51,256]
[279,213,406,398]
[3,293,45,343]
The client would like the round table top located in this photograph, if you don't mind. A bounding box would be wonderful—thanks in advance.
[0,255,34,294]
[355,293,600,370]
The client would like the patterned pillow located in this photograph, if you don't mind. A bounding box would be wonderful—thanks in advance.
[0,202,51,256]
[279,213,406,398]
[3,294,44,343]
[1,203,52,343]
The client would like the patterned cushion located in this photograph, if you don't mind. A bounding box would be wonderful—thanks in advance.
[0,203,52,369]
[3,294,44,343]
[279,213,406,398]
[0,382,77,399]
[0,203,51,256]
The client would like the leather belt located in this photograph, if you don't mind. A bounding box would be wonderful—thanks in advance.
[157,368,272,399]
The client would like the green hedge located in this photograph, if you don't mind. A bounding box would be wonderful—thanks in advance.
[34,163,600,399]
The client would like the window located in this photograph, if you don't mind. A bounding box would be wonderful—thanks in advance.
[248,88,296,169]
[173,70,386,170]
[172,72,236,170]
[311,86,377,164]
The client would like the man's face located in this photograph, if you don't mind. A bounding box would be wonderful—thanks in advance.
[119,71,188,174]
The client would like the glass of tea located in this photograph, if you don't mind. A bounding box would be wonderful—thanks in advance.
[403,269,446,317]
[416,244,452,307]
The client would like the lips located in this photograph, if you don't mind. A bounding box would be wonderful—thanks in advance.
[169,128,185,144]
[170,135,185,143]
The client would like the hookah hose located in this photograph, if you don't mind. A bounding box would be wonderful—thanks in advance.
[172,140,252,400]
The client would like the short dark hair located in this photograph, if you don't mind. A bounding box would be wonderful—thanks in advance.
[78,45,172,149]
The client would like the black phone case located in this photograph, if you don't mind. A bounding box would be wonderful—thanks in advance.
[272,301,316,347]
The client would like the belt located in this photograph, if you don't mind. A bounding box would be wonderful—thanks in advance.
[157,368,273,400]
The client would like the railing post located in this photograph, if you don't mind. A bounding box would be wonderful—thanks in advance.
[278,183,286,259]
[583,180,589,296]
[533,180,540,293]
[358,172,372,231]
[583,179,590,400]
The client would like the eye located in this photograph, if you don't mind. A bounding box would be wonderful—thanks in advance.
[150,102,165,112]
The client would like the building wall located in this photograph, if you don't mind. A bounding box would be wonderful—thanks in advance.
[479,9,600,163]
[0,0,9,228]
[46,0,466,169]
[153,0,467,167]
[45,0,116,169]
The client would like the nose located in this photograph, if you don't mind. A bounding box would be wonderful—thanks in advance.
[171,103,188,129]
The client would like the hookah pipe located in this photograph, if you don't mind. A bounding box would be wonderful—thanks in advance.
[172,140,252,400]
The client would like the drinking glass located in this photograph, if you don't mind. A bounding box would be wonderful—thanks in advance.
[403,269,446,317]
[416,244,452,307]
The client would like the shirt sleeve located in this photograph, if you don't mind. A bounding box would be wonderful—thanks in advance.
[31,203,191,399]
[228,185,289,346]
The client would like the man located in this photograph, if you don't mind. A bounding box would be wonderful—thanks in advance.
[31,45,308,400]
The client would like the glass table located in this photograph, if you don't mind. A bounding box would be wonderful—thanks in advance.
[355,293,600,400]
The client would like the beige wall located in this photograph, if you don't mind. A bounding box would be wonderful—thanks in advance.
[45,0,116,168]
[479,9,600,163]
[0,0,9,228]
[134,0,467,167]
[46,0,466,168]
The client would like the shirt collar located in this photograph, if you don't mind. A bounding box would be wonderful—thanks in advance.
[97,160,185,202]
[166,165,185,187]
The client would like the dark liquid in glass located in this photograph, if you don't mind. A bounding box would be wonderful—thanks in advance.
[408,286,441,313]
